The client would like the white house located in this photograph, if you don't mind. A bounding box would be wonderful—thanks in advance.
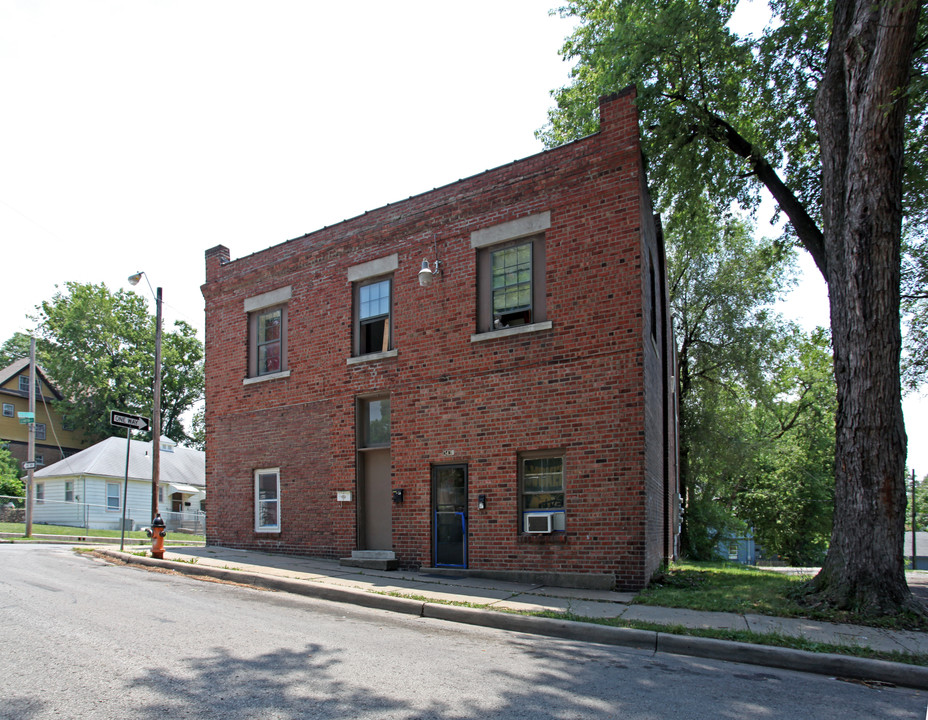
[28,435,205,532]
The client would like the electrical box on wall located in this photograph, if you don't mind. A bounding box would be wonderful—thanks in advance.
[336,491,352,502]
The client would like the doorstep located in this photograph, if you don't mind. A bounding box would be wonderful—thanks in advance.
[339,550,399,571]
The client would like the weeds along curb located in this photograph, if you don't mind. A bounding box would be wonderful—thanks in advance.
[95,549,928,690]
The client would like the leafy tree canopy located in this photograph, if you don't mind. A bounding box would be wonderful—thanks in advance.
[669,199,835,564]
[0,443,24,500]
[540,0,927,381]
[27,281,203,446]
[542,0,923,614]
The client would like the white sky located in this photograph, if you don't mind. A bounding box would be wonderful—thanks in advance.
[1,0,923,474]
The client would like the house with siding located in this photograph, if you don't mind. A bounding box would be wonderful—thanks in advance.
[201,88,679,590]
[0,359,92,470]
[29,435,205,532]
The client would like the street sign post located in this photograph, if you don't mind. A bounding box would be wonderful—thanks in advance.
[17,411,34,424]
[21,461,35,470]
[109,410,150,552]
[109,410,150,432]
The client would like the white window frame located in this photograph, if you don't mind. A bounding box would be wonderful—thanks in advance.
[2,403,13,417]
[106,482,120,511]
[35,482,44,504]
[18,376,41,395]
[35,423,46,441]
[254,468,281,532]
[65,481,74,502]
[35,454,44,466]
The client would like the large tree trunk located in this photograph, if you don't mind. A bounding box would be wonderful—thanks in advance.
[808,0,922,614]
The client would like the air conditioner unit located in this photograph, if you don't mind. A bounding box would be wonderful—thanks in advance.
[524,512,555,534]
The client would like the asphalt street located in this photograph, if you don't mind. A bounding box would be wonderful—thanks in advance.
[1,545,925,719]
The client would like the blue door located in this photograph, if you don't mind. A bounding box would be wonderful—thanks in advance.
[432,464,467,568]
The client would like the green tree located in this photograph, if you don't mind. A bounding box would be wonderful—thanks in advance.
[189,405,205,452]
[0,332,43,368]
[0,443,24,501]
[542,0,924,615]
[32,281,204,445]
[732,328,836,564]
[667,200,794,555]
[908,472,928,532]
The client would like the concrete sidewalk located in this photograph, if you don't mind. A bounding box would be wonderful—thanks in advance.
[96,544,928,689]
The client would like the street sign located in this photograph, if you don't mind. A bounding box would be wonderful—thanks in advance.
[21,461,35,470]
[17,411,34,424]
[110,410,150,431]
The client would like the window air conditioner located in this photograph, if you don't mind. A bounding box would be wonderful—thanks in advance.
[524,512,554,534]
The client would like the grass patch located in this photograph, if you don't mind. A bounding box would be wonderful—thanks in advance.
[635,562,928,631]
[0,521,204,543]
[376,590,491,610]
[526,610,928,667]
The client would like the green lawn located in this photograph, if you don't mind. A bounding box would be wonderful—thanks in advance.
[634,562,928,631]
[0,522,204,543]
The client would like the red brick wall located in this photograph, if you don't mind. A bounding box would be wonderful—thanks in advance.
[202,87,676,589]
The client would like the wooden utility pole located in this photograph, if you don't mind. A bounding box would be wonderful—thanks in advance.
[152,285,162,521]
[25,337,36,538]
[913,469,918,571]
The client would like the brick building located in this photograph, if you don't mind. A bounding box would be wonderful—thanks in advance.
[201,88,679,590]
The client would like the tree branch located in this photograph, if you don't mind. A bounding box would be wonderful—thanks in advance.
[702,114,829,280]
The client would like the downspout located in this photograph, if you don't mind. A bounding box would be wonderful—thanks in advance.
[655,214,671,566]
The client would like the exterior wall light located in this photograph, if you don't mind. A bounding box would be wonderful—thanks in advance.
[418,259,442,287]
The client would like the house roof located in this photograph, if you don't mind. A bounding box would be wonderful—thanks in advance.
[0,358,63,401]
[32,436,204,487]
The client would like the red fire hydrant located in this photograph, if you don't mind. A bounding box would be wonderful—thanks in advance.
[146,513,167,559]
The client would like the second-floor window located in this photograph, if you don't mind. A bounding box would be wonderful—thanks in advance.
[244,286,292,381]
[355,277,392,356]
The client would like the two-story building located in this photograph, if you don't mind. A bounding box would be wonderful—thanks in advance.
[0,358,92,470]
[201,88,679,590]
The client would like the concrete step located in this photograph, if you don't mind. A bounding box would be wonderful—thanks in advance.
[340,550,398,571]
[351,550,395,560]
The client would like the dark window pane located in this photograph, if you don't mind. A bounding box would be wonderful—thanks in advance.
[364,398,391,446]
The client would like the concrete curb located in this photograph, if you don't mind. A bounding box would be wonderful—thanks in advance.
[96,549,928,690]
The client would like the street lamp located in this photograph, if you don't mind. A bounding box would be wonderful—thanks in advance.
[128,271,162,520]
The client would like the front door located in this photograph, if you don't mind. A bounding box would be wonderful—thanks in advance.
[361,448,392,550]
[432,464,467,567]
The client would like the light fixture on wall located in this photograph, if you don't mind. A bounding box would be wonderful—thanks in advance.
[418,258,442,287]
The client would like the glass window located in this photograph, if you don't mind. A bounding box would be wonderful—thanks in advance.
[356,278,392,355]
[106,482,120,511]
[491,243,533,326]
[65,481,74,502]
[248,304,288,378]
[18,376,41,395]
[359,397,390,448]
[35,423,46,441]
[521,455,565,511]
[35,483,44,503]
[2,403,13,417]
[477,234,546,333]
[255,469,280,532]
[257,308,282,375]
[35,454,44,466]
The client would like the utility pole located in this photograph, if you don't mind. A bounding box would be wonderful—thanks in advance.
[25,337,35,538]
[913,469,918,571]
[152,285,162,521]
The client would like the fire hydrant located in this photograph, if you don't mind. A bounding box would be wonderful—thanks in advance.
[145,513,167,559]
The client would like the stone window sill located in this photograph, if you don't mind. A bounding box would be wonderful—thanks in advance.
[470,321,553,343]
[243,370,291,386]
[347,349,398,366]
